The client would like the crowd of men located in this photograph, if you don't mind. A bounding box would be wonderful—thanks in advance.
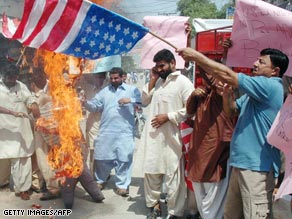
[0,40,292,219]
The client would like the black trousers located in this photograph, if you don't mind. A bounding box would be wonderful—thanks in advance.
[61,163,105,209]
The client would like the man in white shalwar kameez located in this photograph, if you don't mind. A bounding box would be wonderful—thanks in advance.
[141,49,194,219]
[0,63,39,200]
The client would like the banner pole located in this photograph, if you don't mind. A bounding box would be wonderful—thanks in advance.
[16,47,26,66]
[148,31,178,50]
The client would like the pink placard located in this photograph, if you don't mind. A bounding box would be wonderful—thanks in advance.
[226,0,292,76]
[141,16,189,69]
[267,95,292,199]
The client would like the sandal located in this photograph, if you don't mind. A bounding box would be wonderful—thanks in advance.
[114,188,129,197]
[146,203,161,219]
[18,191,30,200]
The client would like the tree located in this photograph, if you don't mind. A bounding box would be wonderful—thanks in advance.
[177,0,218,19]
[217,3,234,19]
[177,0,235,19]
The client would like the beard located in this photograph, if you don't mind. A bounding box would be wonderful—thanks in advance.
[159,68,172,79]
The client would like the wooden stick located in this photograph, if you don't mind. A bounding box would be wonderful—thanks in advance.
[16,47,26,66]
[149,31,178,50]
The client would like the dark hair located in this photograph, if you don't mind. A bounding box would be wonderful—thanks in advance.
[153,49,175,63]
[1,63,19,76]
[109,67,125,77]
[27,67,47,89]
[260,48,289,78]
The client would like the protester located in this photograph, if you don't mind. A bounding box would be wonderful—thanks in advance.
[29,73,61,201]
[0,105,28,117]
[0,63,40,200]
[32,72,105,208]
[186,67,235,219]
[184,40,234,219]
[181,22,200,219]
[122,71,128,83]
[84,72,109,173]
[82,67,141,197]
[177,46,289,219]
[282,75,292,99]
[141,49,194,219]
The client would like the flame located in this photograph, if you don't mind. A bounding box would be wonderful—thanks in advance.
[10,0,127,179]
[35,117,59,134]
[26,0,124,179]
[34,50,84,178]
[90,0,118,8]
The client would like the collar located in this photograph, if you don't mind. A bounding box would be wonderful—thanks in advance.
[162,70,181,81]
[109,82,126,91]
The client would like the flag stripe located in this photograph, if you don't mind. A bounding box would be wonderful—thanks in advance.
[4,0,149,60]
[55,0,91,53]
[12,0,35,39]
[28,0,67,48]
[180,122,194,191]
[22,0,59,46]
[19,1,47,43]
[40,0,83,50]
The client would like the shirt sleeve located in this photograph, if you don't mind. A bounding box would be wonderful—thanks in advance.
[84,92,104,112]
[235,94,247,112]
[238,73,279,104]
[141,83,155,107]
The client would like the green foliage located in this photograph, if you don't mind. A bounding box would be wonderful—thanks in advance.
[177,0,232,19]
[177,0,218,19]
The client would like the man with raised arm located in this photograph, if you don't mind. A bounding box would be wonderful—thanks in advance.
[177,46,289,219]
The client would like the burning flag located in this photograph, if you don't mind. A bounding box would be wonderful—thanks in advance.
[2,0,149,60]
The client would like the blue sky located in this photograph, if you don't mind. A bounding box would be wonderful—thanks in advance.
[211,0,230,9]
[119,0,230,24]
[119,0,179,24]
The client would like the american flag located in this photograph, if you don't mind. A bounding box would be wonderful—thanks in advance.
[2,0,149,60]
[180,121,194,191]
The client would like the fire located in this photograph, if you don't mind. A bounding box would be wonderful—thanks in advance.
[26,0,123,179]
[35,117,59,134]
[90,0,119,8]
[34,49,84,179]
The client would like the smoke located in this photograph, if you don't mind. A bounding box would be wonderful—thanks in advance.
[89,0,127,18]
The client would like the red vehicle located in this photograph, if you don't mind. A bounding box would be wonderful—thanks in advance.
[194,26,252,87]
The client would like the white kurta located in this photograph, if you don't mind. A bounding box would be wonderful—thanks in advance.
[141,71,194,174]
[0,79,35,158]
